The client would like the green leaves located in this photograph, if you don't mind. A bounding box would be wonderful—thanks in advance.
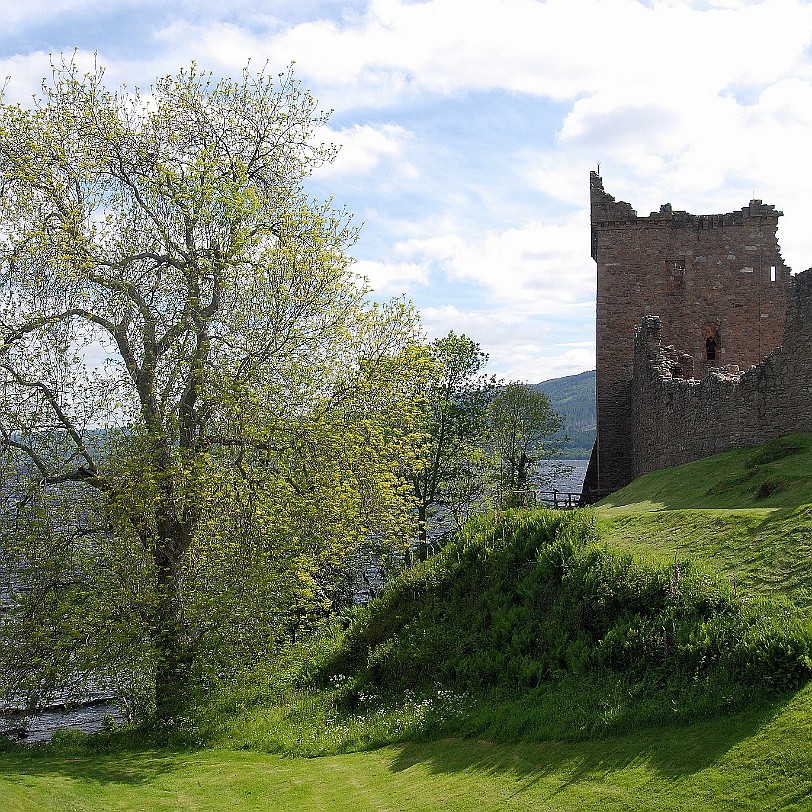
[487,382,564,502]
[0,58,427,721]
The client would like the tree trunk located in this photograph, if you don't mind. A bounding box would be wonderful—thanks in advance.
[416,501,429,562]
[151,524,191,723]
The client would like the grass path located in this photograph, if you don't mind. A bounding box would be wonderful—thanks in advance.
[2,683,810,812]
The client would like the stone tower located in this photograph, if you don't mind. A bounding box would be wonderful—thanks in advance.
[582,172,791,500]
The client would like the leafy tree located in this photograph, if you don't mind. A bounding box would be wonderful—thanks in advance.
[409,332,492,559]
[488,382,564,507]
[0,59,427,722]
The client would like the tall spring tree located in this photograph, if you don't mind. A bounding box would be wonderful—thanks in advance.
[0,59,428,722]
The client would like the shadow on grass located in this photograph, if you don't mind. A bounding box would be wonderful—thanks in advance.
[387,689,798,786]
[0,748,180,786]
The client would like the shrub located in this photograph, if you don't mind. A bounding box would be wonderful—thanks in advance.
[313,508,812,732]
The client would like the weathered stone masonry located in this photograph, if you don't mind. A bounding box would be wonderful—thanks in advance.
[582,171,795,500]
[631,268,812,477]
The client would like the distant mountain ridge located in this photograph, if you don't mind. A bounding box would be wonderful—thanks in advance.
[533,370,596,459]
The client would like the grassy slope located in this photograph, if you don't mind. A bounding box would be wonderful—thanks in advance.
[595,433,812,614]
[2,433,811,811]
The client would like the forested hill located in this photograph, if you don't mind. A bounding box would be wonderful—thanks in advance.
[533,369,596,459]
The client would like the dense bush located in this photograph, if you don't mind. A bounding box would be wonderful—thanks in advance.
[316,510,812,723]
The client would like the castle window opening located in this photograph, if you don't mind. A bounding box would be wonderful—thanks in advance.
[771,265,776,282]
[705,336,717,362]
[674,260,685,272]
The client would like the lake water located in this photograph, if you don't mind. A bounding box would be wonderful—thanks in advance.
[1,700,121,744]
[1,459,591,743]
[539,459,589,495]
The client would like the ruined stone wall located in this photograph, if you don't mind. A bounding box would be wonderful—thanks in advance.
[583,172,791,500]
[630,269,812,476]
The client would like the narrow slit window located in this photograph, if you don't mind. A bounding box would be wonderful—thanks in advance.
[770,265,776,282]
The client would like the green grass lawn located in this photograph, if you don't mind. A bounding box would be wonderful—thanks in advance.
[3,433,812,811]
[2,682,811,811]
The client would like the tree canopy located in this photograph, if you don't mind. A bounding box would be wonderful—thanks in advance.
[0,59,428,722]
[488,382,563,506]
[408,334,566,552]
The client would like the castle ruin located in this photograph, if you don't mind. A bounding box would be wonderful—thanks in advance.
[582,172,812,500]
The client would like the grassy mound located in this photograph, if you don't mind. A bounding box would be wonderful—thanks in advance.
[198,431,812,753]
[305,509,810,742]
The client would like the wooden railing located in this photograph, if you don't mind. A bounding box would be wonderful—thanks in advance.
[537,490,581,509]
[501,489,582,509]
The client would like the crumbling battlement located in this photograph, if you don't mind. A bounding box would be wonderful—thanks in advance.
[630,268,812,474]
[582,172,792,500]
[591,188,783,260]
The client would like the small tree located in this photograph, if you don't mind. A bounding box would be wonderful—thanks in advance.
[409,332,493,559]
[0,59,428,721]
[488,382,564,507]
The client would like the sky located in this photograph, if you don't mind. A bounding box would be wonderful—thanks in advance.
[2,0,812,383]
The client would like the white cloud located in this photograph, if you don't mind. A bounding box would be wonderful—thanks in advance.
[8,2,812,117]
[257,0,812,103]
[313,123,417,180]
[98,1,801,111]
[109,0,812,281]
[522,153,595,208]
[395,214,595,313]
[353,258,430,294]
[373,214,597,381]
[420,304,594,382]
[152,20,262,74]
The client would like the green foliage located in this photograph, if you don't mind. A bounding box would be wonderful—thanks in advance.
[409,331,494,556]
[314,510,812,735]
[487,384,564,504]
[0,58,428,721]
[408,336,568,558]
[4,437,810,810]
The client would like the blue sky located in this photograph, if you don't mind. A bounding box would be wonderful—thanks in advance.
[3,0,812,382]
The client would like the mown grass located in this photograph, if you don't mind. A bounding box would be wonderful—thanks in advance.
[2,433,812,810]
[1,683,811,811]
[597,433,812,512]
